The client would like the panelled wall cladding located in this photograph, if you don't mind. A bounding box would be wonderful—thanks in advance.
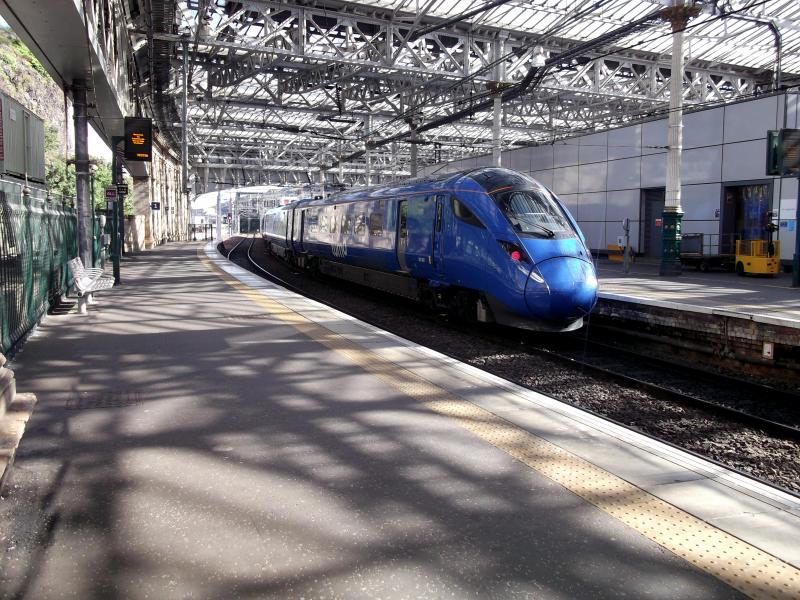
[422,92,800,262]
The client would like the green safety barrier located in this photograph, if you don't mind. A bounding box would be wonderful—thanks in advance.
[93,213,104,268]
[0,181,78,354]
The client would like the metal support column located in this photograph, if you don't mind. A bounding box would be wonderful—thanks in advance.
[491,38,505,168]
[410,127,418,178]
[216,190,222,241]
[793,176,800,287]
[231,194,237,235]
[73,79,92,269]
[365,115,372,187]
[492,95,502,167]
[659,1,696,277]
[391,142,397,182]
[110,136,123,284]
[181,40,189,203]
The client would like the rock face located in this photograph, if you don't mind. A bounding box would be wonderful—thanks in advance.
[0,27,68,154]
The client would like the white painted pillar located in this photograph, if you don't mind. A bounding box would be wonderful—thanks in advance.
[365,115,372,186]
[492,95,502,167]
[665,6,685,216]
[410,130,418,178]
[216,190,222,241]
[391,142,397,182]
[659,0,692,276]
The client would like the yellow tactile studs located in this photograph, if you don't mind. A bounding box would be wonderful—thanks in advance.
[201,248,800,599]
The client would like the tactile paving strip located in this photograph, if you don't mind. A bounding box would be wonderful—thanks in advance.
[202,247,800,599]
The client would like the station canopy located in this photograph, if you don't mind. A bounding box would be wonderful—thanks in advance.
[133,0,800,188]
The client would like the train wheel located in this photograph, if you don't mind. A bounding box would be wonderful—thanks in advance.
[420,286,436,311]
[450,290,476,321]
[736,261,745,276]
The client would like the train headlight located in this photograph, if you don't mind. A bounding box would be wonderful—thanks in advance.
[530,271,545,284]
[498,240,529,263]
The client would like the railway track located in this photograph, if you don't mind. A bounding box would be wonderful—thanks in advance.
[225,234,800,441]
[531,339,800,440]
[220,235,800,495]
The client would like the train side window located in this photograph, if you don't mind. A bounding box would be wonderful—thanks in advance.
[355,213,366,235]
[399,202,408,238]
[451,197,485,229]
[306,211,319,234]
[369,213,383,236]
[435,195,445,232]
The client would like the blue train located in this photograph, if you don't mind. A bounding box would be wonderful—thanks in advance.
[261,168,597,331]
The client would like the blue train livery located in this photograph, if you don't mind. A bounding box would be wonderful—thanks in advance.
[261,167,598,331]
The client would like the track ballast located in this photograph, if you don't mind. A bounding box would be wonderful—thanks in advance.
[220,236,800,496]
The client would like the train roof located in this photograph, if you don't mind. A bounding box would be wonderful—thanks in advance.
[267,168,546,212]
[302,168,541,207]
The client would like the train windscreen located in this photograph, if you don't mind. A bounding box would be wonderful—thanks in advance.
[491,187,576,239]
[468,168,578,239]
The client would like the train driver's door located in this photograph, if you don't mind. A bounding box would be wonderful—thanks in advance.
[293,209,305,252]
[399,195,437,278]
[432,195,446,279]
[397,200,409,272]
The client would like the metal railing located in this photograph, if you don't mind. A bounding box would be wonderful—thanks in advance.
[0,180,78,354]
[577,218,784,258]
[679,232,740,256]
[737,239,780,258]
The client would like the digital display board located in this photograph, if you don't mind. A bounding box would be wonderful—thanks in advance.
[782,129,800,175]
[124,117,152,161]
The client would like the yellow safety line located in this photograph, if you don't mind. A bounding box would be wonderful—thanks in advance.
[200,246,800,599]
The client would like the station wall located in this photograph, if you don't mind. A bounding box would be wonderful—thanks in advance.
[421,92,800,262]
[131,142,190,250]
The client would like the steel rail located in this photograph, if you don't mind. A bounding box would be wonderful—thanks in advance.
[226,235,800,442]
[218,235,800,498]
[533,341,800,441]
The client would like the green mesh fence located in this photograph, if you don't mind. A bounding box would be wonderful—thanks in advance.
[0,181,78,354]
[93,213,104,268]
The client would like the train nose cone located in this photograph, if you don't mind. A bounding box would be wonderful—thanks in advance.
[525,257,598,320]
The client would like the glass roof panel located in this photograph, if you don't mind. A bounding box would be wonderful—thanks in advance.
[348,0,800,73]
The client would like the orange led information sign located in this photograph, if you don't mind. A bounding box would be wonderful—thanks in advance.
[124,117,152,162]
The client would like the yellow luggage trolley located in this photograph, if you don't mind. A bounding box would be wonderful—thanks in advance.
[735,240,781,276]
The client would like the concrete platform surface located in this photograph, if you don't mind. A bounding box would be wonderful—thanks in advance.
[0,242,798,599]
[597,259,800,325]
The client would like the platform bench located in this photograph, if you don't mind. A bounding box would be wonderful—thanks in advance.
[67,257,115,314]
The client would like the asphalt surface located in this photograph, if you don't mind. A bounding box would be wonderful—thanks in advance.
[0,242,745,599]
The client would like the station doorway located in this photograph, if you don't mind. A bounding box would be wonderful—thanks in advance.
[720,182,772,254]
[640,188,665,258]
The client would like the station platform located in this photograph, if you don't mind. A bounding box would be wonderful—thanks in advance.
[596,259,800,325]
[1,241,800,599]
[593,259,800,378]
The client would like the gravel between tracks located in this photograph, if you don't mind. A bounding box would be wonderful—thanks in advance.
[222,236,800,495]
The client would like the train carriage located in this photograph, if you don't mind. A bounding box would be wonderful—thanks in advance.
[262,167,597,332]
